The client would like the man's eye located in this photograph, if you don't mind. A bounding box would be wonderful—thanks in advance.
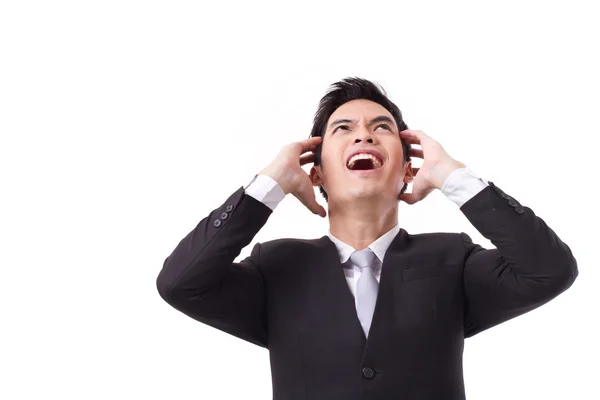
[334,124,391,133]
[376,124,391,131]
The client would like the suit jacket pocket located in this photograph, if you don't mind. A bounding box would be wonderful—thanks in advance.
[401,264,458,282]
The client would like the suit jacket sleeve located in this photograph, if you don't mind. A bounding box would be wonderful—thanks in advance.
[156,186,273,348]
[460,182,578,338]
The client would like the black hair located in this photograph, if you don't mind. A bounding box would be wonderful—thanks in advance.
[308,77,411,202]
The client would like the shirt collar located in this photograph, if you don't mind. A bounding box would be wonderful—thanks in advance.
[326,224,401,265]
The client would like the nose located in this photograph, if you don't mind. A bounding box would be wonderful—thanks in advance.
[353,125,375,144]
[354,129,373,143]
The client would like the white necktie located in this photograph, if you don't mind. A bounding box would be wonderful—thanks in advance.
[349,248,379,337]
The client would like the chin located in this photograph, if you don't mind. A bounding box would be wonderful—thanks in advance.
[347,188,381,198]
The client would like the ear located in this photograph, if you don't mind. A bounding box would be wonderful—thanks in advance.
[309,165,323,186]
[403,161,415,183]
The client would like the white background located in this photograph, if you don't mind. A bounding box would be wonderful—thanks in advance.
[1,1,598,399]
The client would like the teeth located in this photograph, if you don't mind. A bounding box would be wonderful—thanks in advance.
[347,153,382,169]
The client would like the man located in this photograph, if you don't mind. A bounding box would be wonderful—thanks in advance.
[156,77,578,399]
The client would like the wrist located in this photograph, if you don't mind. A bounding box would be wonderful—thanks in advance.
[258,167,291,195]
[434,160,466,189]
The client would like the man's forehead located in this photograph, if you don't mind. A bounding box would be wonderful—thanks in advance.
[327,99,394,123]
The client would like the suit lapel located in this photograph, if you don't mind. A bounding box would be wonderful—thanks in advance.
[312,235,366,346]
[309,228,411,350]
[361,228,412,359]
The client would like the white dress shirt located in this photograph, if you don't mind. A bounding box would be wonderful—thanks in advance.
[243,167,488,305]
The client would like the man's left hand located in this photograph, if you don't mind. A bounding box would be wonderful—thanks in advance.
[398,129,466,205]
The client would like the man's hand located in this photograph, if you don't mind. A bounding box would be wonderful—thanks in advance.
[258,136,327,218]
[398,130,466,205]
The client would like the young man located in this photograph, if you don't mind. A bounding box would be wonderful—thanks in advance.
[156,77,578,399]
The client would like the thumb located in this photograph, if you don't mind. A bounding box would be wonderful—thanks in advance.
[296,184,327,218]
[398,192,419,205]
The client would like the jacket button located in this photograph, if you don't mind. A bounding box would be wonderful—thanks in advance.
[515,206,525,214]
[362,367,375,379]
[213,219,222,227]
[508,199,518,207]
[226,204,234,212]
[501,192,511,200]
[220,212,229,220]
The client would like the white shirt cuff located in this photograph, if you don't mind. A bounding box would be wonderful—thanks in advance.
[440,167,489,207]
[243,174,286,211]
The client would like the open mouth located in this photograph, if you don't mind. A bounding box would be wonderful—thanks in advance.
[346,153,383,171]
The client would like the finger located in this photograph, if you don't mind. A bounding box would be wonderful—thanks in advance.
[299,136,323,152]
[399,129,420,137]
[398,192,419,205]
[401,136,421,145]
[400,129,427,137]
[299,153,315,166]
[408,148,424,158]
[301,195,327,217]
[296,182,327,217]
[400,130,426,143]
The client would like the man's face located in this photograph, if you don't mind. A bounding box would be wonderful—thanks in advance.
[310,99,413,204]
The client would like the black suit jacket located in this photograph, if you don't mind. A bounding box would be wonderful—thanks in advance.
[156,182,578,399]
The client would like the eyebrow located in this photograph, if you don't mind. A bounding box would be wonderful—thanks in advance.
[328,115,396,131]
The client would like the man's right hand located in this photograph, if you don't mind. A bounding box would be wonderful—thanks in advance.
[258,136,327,218]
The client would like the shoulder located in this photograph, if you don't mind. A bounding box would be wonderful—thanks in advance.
[408,231,464,244]
[405,231,468,263]
[258,236,325,256]
[250,236,328,276]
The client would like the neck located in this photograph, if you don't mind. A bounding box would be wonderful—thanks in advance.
[328,198,398,250]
